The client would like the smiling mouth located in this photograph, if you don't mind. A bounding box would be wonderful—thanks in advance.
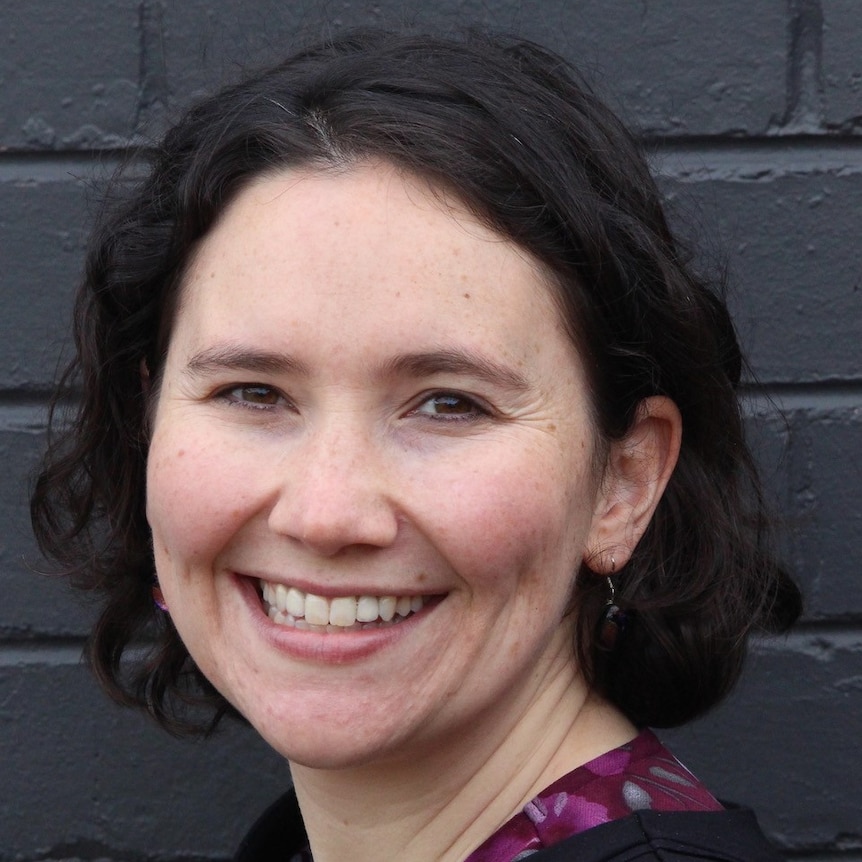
[260,580,430,632]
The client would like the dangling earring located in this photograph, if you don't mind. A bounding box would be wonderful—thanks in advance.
[597,557,627,651]
[152,581,168,612]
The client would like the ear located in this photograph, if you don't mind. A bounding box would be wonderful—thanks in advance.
[585,396,682,573]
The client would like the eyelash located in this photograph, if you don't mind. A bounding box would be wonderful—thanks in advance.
[214,385,491,422]
[216,384,291,411]
[408,391,490,422]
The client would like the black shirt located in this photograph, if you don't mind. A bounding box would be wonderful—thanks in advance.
[234,791,784,862]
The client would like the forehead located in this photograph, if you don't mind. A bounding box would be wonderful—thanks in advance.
[169,163,580,383]
[189,163,535,284]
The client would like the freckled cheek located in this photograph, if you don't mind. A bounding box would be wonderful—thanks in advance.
[145,433,266,564]
[427,461,578,592]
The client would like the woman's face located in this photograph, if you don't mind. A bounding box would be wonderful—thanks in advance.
[146,163,616,769]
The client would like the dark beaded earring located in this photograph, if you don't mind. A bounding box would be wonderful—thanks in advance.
[597,558,627,651]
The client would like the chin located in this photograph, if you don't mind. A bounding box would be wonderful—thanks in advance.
[255,721,410,771]
[222,684,409,771]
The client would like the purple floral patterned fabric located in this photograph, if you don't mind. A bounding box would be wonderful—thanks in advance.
[464,729,722,862]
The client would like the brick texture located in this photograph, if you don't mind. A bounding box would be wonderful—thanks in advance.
[659,157,862,382]
[664,629,862,849]
[0,2,140,150]
[0,657,288,858]
[0,419,96,638]
[2,2,859,859]
[150,0,788,138]
[823,0,862,130]
[0,170,88,389]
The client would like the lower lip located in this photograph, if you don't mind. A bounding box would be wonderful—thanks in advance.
[233,574,441,664]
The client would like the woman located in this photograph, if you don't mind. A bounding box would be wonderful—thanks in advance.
[32,29,801,861]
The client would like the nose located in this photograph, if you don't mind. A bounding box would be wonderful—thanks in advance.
[267,423,400,557]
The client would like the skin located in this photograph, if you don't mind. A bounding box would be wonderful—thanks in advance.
[146,162,681,861]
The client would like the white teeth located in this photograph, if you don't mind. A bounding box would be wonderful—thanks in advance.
[329,596,357,627]
[275,583,289,611]
[285,587,305,618]
[356,595,380,623]
[305,593,330,627]
[378,596,397,622]
[260,580,429,631]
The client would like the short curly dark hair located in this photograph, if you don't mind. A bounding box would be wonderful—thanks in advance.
[31,28,801,734]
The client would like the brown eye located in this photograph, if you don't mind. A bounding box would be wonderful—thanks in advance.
[238,385,281,405]
[413,392,486,420]
[220,385,287,409]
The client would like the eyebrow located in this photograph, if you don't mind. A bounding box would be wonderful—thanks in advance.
[185,344,310,377]
[184,344,530,392]
[382,349,531,392]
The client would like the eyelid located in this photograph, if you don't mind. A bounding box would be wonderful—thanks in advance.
[214,383,292,410]
[408,390,493,421]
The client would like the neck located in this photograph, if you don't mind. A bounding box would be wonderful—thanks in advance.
[291,662,636,862]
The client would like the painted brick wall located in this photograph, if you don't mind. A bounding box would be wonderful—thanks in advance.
[1,1,859,859]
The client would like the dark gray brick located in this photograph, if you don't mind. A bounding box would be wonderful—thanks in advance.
[0,415,95,638]
[823,0,862,130]
[0,0,795,148]
[548,0,789,136]
[663,630,862,850]
[0,653,289,858]
[0,2,141,150]
[0,170,88,389]
[781,405,862,619]
[147,0,787,140]
[743,403,861,620]
[742,407,796,565]
[660,161,862,382]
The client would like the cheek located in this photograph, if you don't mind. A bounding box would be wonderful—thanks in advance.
[145,427,261,569]
[424,446,592,596]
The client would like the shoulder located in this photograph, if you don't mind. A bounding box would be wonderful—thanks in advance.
[522,809,784,862]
